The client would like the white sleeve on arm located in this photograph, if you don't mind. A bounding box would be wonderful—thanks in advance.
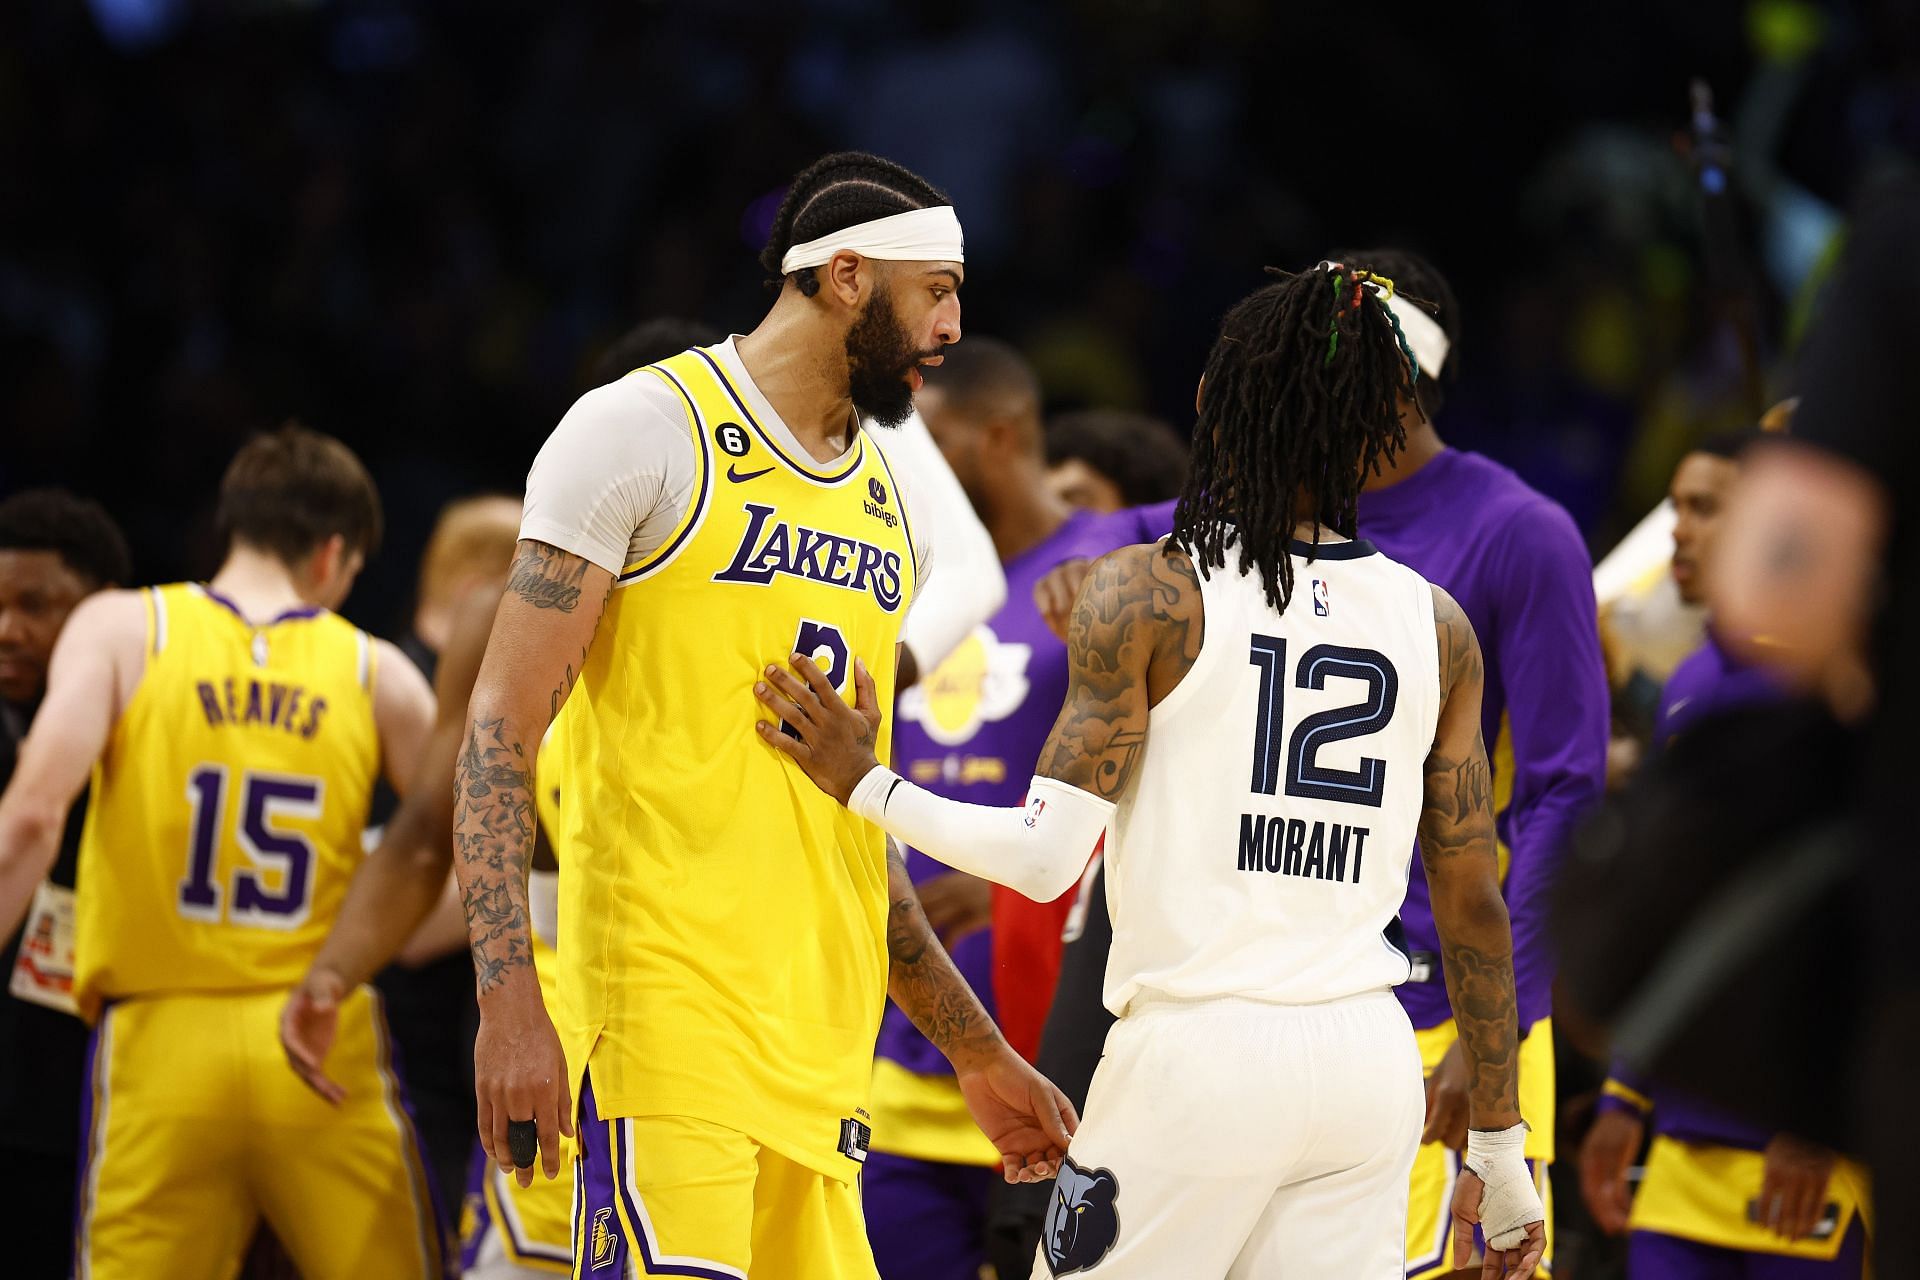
[880,411,1007,671]
[519,376,695,575]
[848,768,1113,902]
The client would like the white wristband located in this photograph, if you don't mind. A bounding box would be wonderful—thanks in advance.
[1464,1122,1542,1251]
[849,767,1113,902]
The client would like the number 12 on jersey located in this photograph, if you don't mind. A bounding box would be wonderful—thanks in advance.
[1247,636,1399,808]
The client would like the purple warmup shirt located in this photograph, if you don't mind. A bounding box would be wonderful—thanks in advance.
[1361,450,1608,1032]
[1598,630,1785,1150]
[1123,454,1608,1032]
[875,504,1173,1075]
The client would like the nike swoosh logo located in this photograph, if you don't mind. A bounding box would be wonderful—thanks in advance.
[727,464,774,483]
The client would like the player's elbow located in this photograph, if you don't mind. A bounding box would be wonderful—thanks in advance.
[1431,873,1512,947]
[1015,851,1086,904]
[399,826,455,884]
[0,797,64,872]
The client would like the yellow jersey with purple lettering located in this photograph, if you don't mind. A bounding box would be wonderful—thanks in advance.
[72,583,380,1020]
[544,346,917,1182]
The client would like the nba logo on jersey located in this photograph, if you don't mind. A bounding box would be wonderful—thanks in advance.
[1312,580,1330,616]
[590,1206,619,1270]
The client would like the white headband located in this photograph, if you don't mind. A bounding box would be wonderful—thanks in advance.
[1315,261,1451,380]
[780,206,966,275]
[1385,293,1451,380]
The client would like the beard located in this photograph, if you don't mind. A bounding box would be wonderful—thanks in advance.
[845,288,929,428]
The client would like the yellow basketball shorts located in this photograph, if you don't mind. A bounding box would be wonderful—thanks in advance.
[73,986,446,1280]
[1405,1017,1556,1280]
[462,1134,575,1275]
[571,1069,877,1280]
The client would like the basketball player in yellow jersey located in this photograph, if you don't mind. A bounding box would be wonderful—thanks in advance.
[281,579,575,1279]
[452,152,1074,1280]
[0,426,446,1280]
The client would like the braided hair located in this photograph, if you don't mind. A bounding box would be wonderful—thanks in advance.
[759,152,951,296]
[1329,246,1459,418]
[1172,263,1422,614]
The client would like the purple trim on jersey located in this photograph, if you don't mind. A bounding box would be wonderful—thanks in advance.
[1627,1220,1867,1277]
[71,1007,107,1272]
[621,365,715,583]
[372,993,455,1278]
[467,1150,573,1267]
[1658,630,1785,744]
[197,585,325,626]
[459,1141,491,1273]
[1361,451,1609,1032]
[1114,455,1611,1034]
[693,347,864,485]
[575,1072,742,1280]
[1603,1060,1774,1150]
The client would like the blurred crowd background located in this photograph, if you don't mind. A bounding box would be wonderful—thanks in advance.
[4,0,1916,632]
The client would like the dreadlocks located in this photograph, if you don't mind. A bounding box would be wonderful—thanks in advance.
[1172,262,1423,614]
[759,152,951,296]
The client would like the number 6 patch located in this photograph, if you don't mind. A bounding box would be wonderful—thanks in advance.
[716,423,750,457]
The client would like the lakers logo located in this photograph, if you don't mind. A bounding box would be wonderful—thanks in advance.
[712,502,905,611]
[898,627,1032,747]
[590,1206,618,1270]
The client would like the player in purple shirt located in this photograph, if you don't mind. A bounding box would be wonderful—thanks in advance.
[1025,250,1609,1278]
[866,339,1178,1280]
[1579,433,1870,1277]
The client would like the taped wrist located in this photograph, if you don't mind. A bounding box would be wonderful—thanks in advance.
[848,767,1112,902]
[1465,1121,1543,1251]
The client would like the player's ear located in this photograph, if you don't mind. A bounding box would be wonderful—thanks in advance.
[982,411,1022,458]
[824,251,866,310]
[307,533,346,592]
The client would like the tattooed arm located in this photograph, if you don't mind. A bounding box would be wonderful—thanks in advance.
[1036,540,1202,795]
[1425,585,1545,1277]
[1418,585,1523,1133]
[885,837,1007,1070]
[455,539,611,1186]
[755,542,1203,899]
[282,587,500,1102]
[883,836,1078,1181]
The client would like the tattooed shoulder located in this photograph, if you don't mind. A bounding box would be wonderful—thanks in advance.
[1147,543,1205,680]
[1430,584,1482,699]
[1040,541,1203,800]
[508,540,595,613]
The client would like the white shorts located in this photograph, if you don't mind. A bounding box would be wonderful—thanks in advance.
[1034,989,1423,1279]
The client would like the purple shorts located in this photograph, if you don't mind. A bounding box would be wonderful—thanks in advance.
[862,1150,993,1280]
[1626,1222,1867,1279]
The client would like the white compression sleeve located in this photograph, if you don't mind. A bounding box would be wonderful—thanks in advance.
[1464,1122,1544,1250]
[887,412,1007,673]
[848,768,1112,903]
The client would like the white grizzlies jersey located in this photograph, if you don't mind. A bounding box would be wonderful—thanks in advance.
[1103,537,1441,1015]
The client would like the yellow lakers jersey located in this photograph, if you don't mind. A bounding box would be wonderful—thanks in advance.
[546,346,918,1182]
[73,583,381,1019]
[530,765,564,1005]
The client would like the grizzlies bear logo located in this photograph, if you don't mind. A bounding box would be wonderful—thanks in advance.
[1043,1158,1120,1275]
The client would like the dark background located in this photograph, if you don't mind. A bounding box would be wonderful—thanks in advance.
[2,0,1914,634]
